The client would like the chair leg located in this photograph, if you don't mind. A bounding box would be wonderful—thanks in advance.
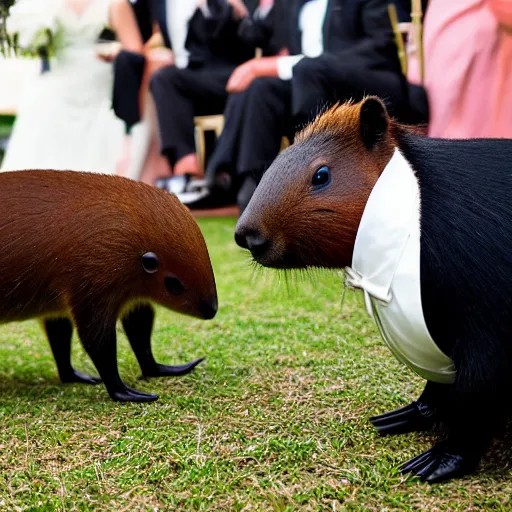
[194,124,206,174]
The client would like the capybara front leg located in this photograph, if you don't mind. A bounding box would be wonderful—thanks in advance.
[370,380,444,436]
[122,304,205,378]
[399,338,508,483]
[73,305,158,403]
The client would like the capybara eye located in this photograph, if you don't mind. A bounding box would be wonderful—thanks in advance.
[165,276,185,295]
[312,166,331,189]
[141,252,160,274]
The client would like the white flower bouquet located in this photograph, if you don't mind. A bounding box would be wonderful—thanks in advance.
[6,0,63,55]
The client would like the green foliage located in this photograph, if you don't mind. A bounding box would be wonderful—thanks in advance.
[0,0,15,15]
[0,0,16,56]
[0,217,510,510]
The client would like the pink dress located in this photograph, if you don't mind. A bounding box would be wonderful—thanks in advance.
[410,0,512,139]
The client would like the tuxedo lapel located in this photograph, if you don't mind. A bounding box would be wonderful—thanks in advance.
[322,0,335,47]
[323,0,359,53]
[289,0,308,55]
[245,0,260,14]
[152,0,172,49]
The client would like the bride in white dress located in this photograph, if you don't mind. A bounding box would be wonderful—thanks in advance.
[1,0,143,174]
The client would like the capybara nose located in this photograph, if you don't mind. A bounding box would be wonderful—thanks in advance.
[245,234,270,258]
[234,229,249,250]
[199,297,218,320]
[235,226,271,258]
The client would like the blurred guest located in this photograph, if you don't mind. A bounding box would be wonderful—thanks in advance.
[148,0,270,192]
[111,0,171,180]
[112,0,153,136]
[191,0,407,212]
[415,0,512,139]
[1,0,143,174]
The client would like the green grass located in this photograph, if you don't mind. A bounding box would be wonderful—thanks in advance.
[0,217,511,511]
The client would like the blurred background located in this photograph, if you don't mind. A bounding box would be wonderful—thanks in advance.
[0,0,510,216]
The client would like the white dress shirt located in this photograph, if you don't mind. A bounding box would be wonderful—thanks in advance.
[276,0,329,80]
[254,3,273,19]
[167,0,209,69]
[167,1,275,69]
[345,148,456,384]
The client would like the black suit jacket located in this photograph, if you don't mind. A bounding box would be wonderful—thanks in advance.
[236,3,285,56]
[151,0,260,69]
[282,0,402,74]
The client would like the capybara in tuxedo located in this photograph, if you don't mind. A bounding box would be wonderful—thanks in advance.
[235,96,512,483]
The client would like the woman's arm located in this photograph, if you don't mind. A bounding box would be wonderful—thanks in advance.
[109,0,144,54]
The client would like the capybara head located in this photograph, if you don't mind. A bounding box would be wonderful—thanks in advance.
[235,96,396,269]
[127,186,218,320]
[0,170,218,322]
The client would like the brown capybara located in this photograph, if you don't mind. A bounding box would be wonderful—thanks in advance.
[235,96,512,483]
[0,170,217,402]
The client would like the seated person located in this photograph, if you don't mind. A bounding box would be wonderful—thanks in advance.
[188,0,417,213]
[414,0,512,139]
[112,0,154,134]
[148,0,275,192]
[110,0,155,178]
[110,0,178,181]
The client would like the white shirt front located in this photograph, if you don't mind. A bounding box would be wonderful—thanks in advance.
[344,148,456,384]
[166,0,202,69]
[254,2,273,19]
[276,0,329,80]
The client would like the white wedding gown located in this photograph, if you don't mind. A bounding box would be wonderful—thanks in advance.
[1,0,125,174]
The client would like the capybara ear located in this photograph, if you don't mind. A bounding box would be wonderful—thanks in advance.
[359,96,390,151]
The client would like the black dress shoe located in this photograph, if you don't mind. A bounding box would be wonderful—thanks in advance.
[155,174,193,194]
[178,172,236,209]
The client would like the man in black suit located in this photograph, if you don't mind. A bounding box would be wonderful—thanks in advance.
[149,0,277,191]
[189,0,412,212]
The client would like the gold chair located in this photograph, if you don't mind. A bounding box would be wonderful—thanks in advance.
[193,114,225,173]
[387,1,425,83]
[387,4,409,76]
[411,0,425,83]
[193,46,292,173]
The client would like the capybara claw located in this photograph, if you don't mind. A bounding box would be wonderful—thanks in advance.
[370,401,437,435]
[111,387,159,403]
[399,443,480,484]
[60,370,102,385]
[142,357,205,379]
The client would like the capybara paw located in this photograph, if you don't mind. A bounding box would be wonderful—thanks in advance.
[142,357,205,379]
[399,443,479,483]
[111,386,159,403]
[370,401,436,436]
[61,370,102,385]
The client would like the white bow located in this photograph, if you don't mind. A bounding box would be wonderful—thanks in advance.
[344,266,393,320]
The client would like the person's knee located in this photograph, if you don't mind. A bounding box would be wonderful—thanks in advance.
[293,57,325,83]
[243,78,287,116]
[224,90,248,113]
[247,76,282,96]
[150,65,181,95]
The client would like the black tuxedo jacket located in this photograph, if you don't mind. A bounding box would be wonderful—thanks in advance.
[278,0,403,73]
[151,0,260,69]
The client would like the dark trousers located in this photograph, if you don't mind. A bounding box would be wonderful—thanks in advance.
[150,65,235,167]
[207,55,412,184]
[206,77,292,184]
